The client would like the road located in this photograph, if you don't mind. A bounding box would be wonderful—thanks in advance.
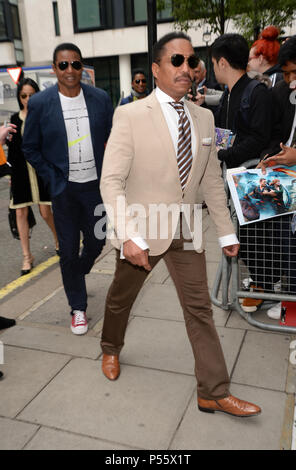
[0,175,59,290]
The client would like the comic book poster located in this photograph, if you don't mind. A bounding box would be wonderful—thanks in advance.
[215,127,236,150]
[227,165,296,225]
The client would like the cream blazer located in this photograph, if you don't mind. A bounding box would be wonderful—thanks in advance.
[100,90,235,256]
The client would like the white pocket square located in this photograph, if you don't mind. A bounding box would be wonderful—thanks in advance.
[202,137,212,146]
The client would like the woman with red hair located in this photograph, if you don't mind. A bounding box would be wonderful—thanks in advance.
[248,25,283,86]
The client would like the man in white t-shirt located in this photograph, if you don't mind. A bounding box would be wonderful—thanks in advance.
[23,43,113,335]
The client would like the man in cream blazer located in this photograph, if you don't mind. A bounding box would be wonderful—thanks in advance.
[100,32,261,418]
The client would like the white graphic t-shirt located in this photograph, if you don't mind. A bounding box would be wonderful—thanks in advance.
[59,89,98,183]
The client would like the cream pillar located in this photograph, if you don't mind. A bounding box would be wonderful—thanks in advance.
[119,54,132,99]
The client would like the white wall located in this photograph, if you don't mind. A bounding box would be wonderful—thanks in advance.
[18,0,296,66]
[18,0,218,66]
[0,42,16,66]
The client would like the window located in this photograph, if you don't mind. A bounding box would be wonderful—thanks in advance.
[53,1,60,36]
[72,0,105,32]
[72,0,113,32]
[10,4,21,39]
[0,0,24,63]
[131,52,148,79]
[157,1,172,20]
[14,39,24,62]
[0,2,7,39]
[77,0,101,29]
[125,0,173,26]
[134,0,146,22]
[0,0,22,41]
[83,55,120,107]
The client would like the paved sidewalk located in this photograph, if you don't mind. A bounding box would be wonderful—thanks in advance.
[0,219,295,450]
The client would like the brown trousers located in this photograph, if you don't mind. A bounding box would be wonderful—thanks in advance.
[101,235,230,400]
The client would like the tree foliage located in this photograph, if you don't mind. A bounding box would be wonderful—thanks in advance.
[157,0,243,35]
[234,0,296,41]
[157,0,296,40]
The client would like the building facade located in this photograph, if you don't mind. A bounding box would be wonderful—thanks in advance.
[1,0,296,106]
[15,0,216,105]
[0,0,23,65]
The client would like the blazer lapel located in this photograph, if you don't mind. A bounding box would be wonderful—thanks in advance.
[183,103,203,190]
[50,85,68,157]
[144,92,210,193]
[145,91,180,178]
[81,83,97,156]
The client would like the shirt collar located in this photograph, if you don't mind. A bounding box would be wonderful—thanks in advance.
[155,87,185,104]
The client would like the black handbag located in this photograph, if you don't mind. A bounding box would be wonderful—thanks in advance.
[8,206,36,240]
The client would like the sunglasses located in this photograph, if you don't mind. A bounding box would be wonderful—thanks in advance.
[170,54,199,69]
[57,60,82,71]
[135,79,147,84]
[20,93,35,99]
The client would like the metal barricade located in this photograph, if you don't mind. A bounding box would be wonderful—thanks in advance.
[211,161,296,334]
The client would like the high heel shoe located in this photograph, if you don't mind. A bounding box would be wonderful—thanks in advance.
[21,254,34,276]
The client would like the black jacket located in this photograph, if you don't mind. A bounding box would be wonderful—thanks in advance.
[261,79,295,157]
[215,74,272,168]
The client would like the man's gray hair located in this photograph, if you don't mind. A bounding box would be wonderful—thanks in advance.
[198,59,206,70]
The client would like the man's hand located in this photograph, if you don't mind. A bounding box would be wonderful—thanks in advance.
[269,143,296,166]
[223,243,240,257]
[0,124,17,145]
[123,240,151,271]
[194,91,205,106]
[257,144,296,175]
[187,91,205,106]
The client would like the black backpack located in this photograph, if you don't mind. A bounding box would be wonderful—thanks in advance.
[217,79,265,130]
[240,79,264,125]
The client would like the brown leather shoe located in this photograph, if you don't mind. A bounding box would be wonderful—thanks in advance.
[102,354,120,381]
[198,395,261,417]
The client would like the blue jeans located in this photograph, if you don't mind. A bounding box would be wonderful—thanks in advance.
[52,180,106,312]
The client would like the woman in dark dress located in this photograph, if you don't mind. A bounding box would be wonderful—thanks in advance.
[8,78,59,276]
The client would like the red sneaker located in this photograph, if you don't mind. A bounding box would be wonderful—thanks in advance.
[71,310,88,335]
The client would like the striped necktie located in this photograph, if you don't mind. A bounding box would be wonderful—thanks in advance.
[170,101,193,191]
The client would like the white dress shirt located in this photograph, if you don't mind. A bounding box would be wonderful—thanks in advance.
[121,87,238,258]
[155,87,197,158]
